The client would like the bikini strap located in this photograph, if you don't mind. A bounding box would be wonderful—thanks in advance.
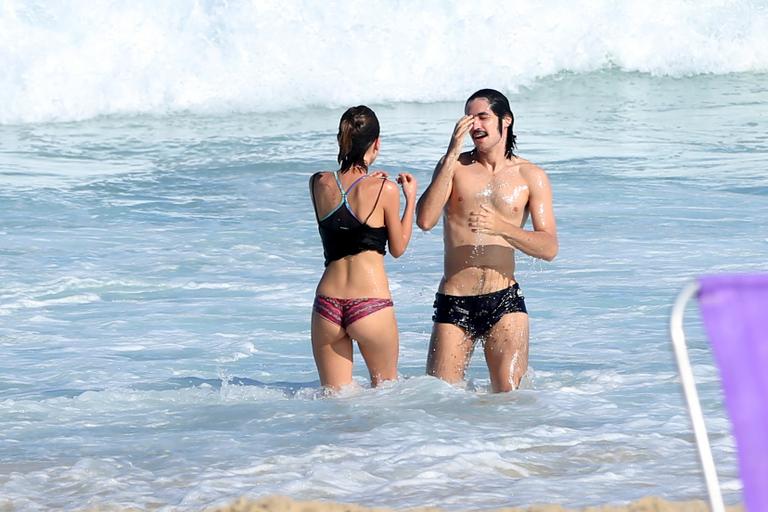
[345,174,368,194]
[363,177,387,224]
[334,171,367,198]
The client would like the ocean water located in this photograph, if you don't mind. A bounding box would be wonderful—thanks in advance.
[2,1,768,511]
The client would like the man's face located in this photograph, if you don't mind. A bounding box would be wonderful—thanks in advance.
[465,98,505,152]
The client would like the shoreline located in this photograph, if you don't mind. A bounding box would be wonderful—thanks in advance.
[208,496,743,512]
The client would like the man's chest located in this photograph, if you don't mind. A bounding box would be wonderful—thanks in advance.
[450,172,530,216]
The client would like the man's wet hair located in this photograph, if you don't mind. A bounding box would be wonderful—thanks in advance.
[337,106,380,173]
[466,89,517,158]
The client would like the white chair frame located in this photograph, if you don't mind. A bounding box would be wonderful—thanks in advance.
[669,280,725,512]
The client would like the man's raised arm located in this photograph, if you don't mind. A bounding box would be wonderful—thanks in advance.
[416,115,474,230]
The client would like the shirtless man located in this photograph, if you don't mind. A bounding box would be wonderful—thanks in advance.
[416,89,558,392]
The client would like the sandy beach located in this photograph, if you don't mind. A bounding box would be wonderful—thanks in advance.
[210,496,742,512]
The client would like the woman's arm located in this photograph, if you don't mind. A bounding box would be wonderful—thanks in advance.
[383,173,417,257]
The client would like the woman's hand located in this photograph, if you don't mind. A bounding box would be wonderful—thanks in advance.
[397,173,417,203]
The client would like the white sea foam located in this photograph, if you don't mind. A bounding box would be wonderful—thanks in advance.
[0,293,102,314]
[1,0,767,123]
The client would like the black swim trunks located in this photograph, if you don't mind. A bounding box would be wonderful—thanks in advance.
[432,284,527,338]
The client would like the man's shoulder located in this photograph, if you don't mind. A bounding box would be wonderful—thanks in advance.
[514,158,548,178]
[513,159,553,191]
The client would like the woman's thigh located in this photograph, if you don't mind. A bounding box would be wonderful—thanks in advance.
[346,305,399,386]
[311,312,354,390]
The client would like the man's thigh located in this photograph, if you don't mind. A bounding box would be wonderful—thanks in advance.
[426,322,475,383]
[483,312,529,391]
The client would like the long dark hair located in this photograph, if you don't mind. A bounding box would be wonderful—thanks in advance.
[337,106,380,173]
[466,89,517,158]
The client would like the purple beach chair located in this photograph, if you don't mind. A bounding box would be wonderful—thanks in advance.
[670,275,768,512]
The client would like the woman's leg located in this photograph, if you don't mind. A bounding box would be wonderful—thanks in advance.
[311,311,354,390]
[346,306,399,387]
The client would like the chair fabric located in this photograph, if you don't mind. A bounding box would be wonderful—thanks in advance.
[698,274,768,512]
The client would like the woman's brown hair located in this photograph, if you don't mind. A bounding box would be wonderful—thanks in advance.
[337,106,380,173]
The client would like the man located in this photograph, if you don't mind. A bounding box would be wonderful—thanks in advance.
[416,88,558,392]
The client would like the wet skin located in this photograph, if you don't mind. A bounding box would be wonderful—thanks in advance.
[417,97,558,391]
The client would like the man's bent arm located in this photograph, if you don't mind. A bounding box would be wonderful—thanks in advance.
[469,166,559,261]
[497,222,558,261]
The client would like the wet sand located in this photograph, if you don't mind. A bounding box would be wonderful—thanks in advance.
[209,495,742,512]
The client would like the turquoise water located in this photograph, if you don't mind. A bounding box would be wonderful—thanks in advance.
[2,1,768,510]
[2,70,766,510]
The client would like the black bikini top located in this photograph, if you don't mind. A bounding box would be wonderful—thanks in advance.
[311,171,388,267]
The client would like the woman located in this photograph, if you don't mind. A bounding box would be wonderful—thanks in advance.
[309,105,417,391]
